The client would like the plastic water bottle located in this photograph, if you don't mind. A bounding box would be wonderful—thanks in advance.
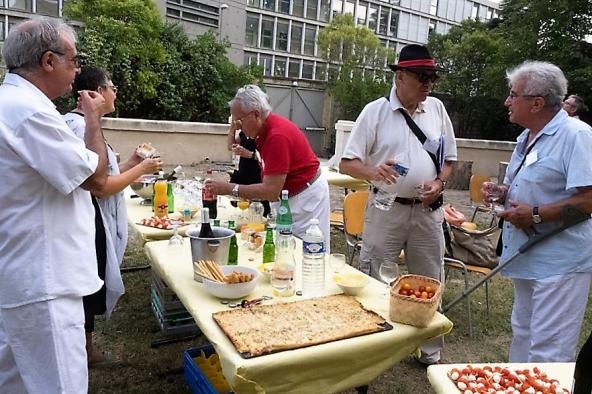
[301,218,325,298]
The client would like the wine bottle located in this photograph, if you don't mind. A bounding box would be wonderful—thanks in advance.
[202,168,218,220]
[227,223,239,265]
[164,165,183,181]
[198,207,215,238]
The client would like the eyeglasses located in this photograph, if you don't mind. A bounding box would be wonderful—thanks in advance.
[48,50,81,68]
[508,92,540,100]
[563,101,575,108]
[404,69,440,84]
[102,84,118,94]
[233,111,255,124]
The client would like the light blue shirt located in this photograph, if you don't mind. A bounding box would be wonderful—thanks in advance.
[501,110,592,279]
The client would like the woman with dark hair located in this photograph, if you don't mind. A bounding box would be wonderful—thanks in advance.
[64,66,163,365]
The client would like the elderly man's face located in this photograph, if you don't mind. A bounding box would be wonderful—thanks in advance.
[230,102,260,139]
[46,34,81,99]
[504,80,541,126]
[397,69,438,104]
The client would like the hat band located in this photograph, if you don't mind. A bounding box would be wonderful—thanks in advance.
[397,59,436,68]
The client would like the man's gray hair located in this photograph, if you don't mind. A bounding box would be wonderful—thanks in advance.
[506,61,567,111]
[2,17,77,72]
[229,84,272,117]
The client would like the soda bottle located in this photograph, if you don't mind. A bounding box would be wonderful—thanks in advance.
[262,226,275,264]
[227,224,239,265]
[202,168,218,219]
[301,218,325,298]
[271,230,296,297]
[276,190,293,236]
[153,179,168,218]
[152,170,164,212]
[198,207,215,238]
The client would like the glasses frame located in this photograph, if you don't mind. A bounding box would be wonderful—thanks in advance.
[508,92,541,100]
[233,110,255,126]
[102,84,118,94]
[403,69,440,84]
[47,50,81,68]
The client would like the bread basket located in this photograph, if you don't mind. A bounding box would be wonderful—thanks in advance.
[389,274,442,328]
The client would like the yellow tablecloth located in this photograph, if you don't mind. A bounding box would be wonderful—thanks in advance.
[427,362,575,393]
[322,166,369,191]
[145,239,453,393]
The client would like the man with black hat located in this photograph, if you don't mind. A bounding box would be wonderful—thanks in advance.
[340,44,457,365]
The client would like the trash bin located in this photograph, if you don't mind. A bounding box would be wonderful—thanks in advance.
[303,127,326,157]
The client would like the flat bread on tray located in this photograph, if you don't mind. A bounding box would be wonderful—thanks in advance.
[212,294,392,358]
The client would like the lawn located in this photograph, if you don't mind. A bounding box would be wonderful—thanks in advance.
[87,187,592,393]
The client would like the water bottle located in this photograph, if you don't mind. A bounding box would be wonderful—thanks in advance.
[301,218,325,298]
[276,190,293,236]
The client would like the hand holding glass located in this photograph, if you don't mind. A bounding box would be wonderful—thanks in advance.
[483,182,504,213]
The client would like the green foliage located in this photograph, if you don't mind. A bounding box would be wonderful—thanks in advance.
[317,14,394,121]
[62,0,262,122]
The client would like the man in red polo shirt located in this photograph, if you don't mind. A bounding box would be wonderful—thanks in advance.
[205,85,330,250]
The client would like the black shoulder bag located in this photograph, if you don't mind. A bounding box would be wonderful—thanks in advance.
[396,108,444,211]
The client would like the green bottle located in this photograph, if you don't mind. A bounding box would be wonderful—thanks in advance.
[276,189,293,236]
[262,226,275,264]
[167,182,174,213]
[228,224,239,265]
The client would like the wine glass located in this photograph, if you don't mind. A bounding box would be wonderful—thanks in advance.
[237,198,250,226]
[168,220,184,246]
[379,260,399,296]
[329,253,346,273]
[484,182,504,214]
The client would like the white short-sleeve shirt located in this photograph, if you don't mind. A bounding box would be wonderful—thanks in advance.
[342,86,457,198]
[0,73,103,308]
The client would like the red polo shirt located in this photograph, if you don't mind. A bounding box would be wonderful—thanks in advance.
[256,113,319,196]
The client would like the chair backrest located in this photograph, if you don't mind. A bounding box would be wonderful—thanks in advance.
[469,174,491,205]
[342,190,369,237]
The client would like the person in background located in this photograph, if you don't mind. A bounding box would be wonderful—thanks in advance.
[63,66,163,365]
[206,85,331,250]
[0,18,108,393]
[563,94,586,119]
[227,119,271,217]
[484,61,592,362]
[339,44,457,365]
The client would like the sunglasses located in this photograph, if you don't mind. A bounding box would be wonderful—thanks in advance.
[404,69,440,84]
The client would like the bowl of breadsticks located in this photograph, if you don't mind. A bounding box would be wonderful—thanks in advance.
[194,260,260,299]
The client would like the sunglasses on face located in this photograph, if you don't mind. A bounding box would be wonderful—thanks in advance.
[405,69,440,84]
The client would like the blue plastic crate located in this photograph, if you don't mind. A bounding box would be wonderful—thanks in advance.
[184,345,234,394]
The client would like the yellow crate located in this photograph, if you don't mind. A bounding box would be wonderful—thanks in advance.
[389,274,442,328]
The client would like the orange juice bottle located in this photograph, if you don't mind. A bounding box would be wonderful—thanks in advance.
[153,180,169,218]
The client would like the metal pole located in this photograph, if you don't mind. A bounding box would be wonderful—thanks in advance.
[219,3,228,43]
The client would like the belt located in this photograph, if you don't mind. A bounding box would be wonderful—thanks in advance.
[372,187,422,205]
[291,168,322,197]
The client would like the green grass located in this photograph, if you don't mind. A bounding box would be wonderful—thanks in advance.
[89,207,592,394]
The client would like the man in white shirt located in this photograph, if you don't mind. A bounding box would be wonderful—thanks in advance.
[340,44,457,365]
[0,18,108,393]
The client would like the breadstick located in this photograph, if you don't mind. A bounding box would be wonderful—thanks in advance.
[207,260,227,283]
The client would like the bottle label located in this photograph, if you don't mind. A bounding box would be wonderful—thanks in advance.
[278,206,289,215]
[303,241,325,255]
[277,224,292,235]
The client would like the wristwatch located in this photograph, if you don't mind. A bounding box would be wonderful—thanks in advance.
[251,151,256,160]
[436,176,447,190]
[231,183,240,198]
[532,206,542,224]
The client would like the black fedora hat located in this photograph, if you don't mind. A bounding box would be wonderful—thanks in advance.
[388,44,445,72]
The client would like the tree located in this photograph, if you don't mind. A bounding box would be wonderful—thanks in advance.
[317,14,395,121]
[62,0,262,122]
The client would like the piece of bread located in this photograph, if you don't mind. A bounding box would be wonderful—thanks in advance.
[460,221,477,231]
[136,142,157,159]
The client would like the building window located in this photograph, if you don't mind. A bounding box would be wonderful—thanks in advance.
[279,0,290,14]
[389,11,399,36]
[344,0,354,16]
[244,51,258,67]
[471,3,479,19]
[290,22,303,54]
[247,0,260,7]
[486,7,493,20]
[260,54,273,76]
[332,0,343,19]
[166,7,181,18]
[368,4,378,32]
[245,13,259,47]
[320,0,331,22]
[378,7,388,35]
[306,0,318,20]
[303,25,316,56]
[8,0,32,11]
[275,56,287,77]
[263,0,275,11]
[315,62,327,81]
[302,60,314,79]
[357,2,367,26]
[292,0,304,17]
[261,16,274,49]
[276,19,289,51]
[0,21,4,42]
[36,0,59,17]
[288,59,300,78]
[430,0,438,16]
[429,20,436,35]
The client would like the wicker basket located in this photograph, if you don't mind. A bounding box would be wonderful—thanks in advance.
[389,274,443,328]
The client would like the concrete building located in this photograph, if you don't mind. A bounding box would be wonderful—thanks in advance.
[0,0,500,154]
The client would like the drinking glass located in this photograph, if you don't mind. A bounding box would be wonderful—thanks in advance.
[266,207,277,230]
[329,253,346,273]
[379,260,399,295]
[484,182,504,213]
[168,220,184,246]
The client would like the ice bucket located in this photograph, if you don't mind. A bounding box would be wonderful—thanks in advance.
[187,227,235,281]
